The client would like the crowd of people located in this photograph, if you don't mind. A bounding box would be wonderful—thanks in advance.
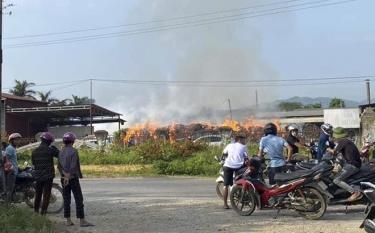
[0,132,94,228]
[221,122,363,209]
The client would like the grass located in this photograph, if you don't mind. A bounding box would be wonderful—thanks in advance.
[0,205,53,233]
[81,164,156,177]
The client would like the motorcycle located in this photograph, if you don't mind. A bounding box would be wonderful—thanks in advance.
[229,162,330,220]
[296,154,375,205]
[360,182,375,233]
[0,165,64,214]
[215,155,226,200]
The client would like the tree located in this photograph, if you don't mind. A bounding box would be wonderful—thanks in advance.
[50,99,72,106]
[329,98,346,108]
[70,95,95,105]
[278,102,303,111]
[10,80,36,98]
[36,91,59,105]
[304,103,322,109]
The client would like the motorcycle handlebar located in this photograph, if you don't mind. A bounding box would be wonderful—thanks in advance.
[361,182,375,190]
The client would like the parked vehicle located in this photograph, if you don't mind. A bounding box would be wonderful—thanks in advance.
[193,135,225,146]
[0,165,64,213]
[360,182,375,233]
[229,162,329,220]
[295,154,375,205]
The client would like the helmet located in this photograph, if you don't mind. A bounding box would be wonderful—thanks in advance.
[8,133,22,141]
[321,123,333,136]
[264,123,277,136]
[40,132,55,143]
[288,124,298,132]
[63,132,76,144]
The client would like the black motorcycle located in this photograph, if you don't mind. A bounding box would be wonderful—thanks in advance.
[1,166,64,214]
[295,154,375,205]
[360,182,375,233]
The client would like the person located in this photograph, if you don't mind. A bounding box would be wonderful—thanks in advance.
[4,133,22,201]
[58,132,94,227]
[317,123,334,160]
[327,127,363,202]
[258,123,292,185]
[222,133,249,209]
[285,124,305,156]
[31,132,59,215]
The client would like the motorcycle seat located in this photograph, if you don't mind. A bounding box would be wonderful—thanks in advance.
[274,169,315,183]
[297,161,316,170]
[348,164,375,182]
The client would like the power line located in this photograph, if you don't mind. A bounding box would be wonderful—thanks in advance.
[2,79,89,90]
[3,0,306,40]
[5,0,358,48]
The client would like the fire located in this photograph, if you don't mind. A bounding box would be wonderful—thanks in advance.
[122,117,283,145]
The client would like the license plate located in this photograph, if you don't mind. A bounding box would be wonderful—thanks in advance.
[318,181,328,190]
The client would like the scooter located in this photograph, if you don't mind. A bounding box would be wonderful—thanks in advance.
[215,155,226,200]
[230,162,330,220]
[360,182,375,233]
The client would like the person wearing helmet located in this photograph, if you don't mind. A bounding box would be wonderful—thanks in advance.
[317,123,335,160]
[222,132,249,209]
[286,124,305,155]
[327,127,362,202]
[4,133,22,201]
[31,132,59,215]
[258,123,292,185]
[58,132,94,227]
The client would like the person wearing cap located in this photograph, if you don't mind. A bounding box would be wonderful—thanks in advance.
[31,132,59,215]
[4,133,22,201]
[327,127,362,202]
[58,132,94,227]
[222,132,249,209]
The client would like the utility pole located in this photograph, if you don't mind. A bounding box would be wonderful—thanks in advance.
[228,98,233,121]
[0,0,3,140]
[366,79,371,105]
[255,89,259,108]
[90,79,93,135]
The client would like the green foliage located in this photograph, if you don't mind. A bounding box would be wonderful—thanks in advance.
[9,80,36,98]
[329,97,346,108]
[0,205,52,233]
[278,102,303,111]
[304,103,322,109]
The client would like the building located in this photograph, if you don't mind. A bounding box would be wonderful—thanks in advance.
[1,93,125,142]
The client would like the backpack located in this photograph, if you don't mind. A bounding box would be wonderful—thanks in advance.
[3,156,14,173]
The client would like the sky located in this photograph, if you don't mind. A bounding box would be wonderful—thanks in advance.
[2,0,375,129]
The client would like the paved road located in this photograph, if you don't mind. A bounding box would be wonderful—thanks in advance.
[51,177,366,233]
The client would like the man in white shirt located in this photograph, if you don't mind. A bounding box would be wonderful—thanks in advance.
[222,133,249,209]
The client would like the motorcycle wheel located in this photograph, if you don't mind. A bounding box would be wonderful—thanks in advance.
[47,183,64,214]
[24,183,64,214]
[294,187,327,220]
[230,184,256,216]
[216,181,224,200]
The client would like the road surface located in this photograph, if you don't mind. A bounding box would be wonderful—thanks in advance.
[50,177,366,233]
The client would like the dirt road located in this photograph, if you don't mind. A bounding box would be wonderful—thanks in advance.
[50,177,366,233]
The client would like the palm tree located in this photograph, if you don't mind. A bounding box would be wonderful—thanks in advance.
[71,95,94,105]
[37,91,59,105]
[50,98,72,106]
[10,80,36,98]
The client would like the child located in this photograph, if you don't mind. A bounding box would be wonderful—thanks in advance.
[58,132,94,227]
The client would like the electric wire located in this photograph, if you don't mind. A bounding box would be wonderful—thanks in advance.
[5,0,357,48]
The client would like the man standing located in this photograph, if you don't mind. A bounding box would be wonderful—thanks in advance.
[222,133,248,209]
[5,133,22,202]
[258,123,292,185]
[31,132,59,215]
[327,127,362,202]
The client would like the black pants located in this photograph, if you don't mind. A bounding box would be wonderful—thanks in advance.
[61,177,85,219]
[268,166,286,185]
[34,178,53,215]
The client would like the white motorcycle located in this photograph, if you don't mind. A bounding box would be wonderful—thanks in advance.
[215,155,226,200]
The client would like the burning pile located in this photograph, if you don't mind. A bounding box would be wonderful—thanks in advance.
[122,118,282,145]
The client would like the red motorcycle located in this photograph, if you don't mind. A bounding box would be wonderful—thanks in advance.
[230,164,330,220]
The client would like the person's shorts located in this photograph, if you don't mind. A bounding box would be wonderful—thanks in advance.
[223,166,241,186]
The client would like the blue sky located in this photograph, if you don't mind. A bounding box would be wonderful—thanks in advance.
[2,0,375,125]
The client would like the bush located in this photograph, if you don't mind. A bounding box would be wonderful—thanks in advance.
[0,205,53,233]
